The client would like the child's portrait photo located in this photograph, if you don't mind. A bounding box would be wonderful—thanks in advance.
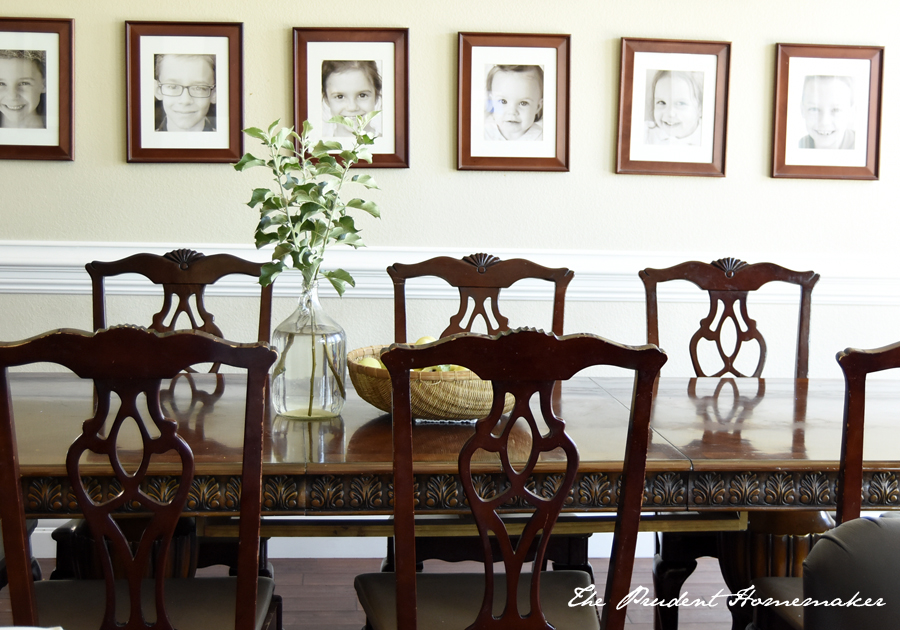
[618,40,727,176]
[644,69,703,147]
[0,49,47,130]
[777,47,878,176]
[0,19,70,161]
[460,33,566,170]
[320,59,382,139]
[296,30,408,168]
[153,53,217,133]
[797,75,854,150]
[483,64,544,142]
[128,23,239,162]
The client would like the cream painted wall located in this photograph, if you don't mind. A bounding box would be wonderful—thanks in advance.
[0,0,897,249]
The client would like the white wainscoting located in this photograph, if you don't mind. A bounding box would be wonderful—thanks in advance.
[2,240,898,305]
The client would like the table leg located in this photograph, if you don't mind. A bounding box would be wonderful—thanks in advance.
[652,531,719,630]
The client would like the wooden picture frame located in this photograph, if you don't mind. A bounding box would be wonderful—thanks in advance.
[617,38,730,177]
[0,17,74,161]
[293,27,409,168]
[772,43,883,180]
[457,32,569,172]
[125,21,243,163]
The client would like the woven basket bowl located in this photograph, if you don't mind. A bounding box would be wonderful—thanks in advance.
[348,345,514,420]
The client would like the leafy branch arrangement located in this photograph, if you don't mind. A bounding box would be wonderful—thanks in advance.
[234,112,382,292]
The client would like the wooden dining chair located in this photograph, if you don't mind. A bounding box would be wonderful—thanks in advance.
[52,249,275,580]
[0,326,280,630]
[639,257,822,630]
[640,257,819,378]
[86,248,273,349]
[387,252,573,342]
[750,340,900,629]
[384,254,579,572]
[354,328,667,630]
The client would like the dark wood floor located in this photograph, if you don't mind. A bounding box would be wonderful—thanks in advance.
[1,556,733,629]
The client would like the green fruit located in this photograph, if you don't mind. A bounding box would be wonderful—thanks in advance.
[357,357,382,369]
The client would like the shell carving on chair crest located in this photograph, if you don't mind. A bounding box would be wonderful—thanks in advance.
[164,249,206,270]
[463,253,501,274]
[711,257,748,278]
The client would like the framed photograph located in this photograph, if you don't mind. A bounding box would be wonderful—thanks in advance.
[293,27,409,168]
[457,32,569,172]
[0,17,73,161]
[772,44,883,180]
[125,21,243,163]
[616,38,730,177]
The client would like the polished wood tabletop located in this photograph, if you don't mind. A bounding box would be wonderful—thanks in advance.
[9,372,899,517]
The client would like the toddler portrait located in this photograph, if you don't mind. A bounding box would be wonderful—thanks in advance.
[798,75,854,150]
[154,53,217,132]
[644,69,703,146]
[484,64,544,141]
[0,49,47,129]
[321,60,382,138]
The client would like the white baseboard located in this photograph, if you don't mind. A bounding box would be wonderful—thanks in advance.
[31,526,653,560]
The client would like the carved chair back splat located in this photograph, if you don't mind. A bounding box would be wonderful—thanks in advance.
[387,253,573,342]
[354,329,667,630]
[0,327,278,630]
[640,258,819,378]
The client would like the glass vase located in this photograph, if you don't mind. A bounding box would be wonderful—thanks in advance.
[272,280,346,419]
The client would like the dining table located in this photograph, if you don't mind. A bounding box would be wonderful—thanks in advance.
[11,371,898,519]
[7,370,900,629]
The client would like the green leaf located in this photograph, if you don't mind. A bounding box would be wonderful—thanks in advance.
[322,268,356,297]
[359,110,380,127]
[267,120,281,134]
[328,115,354,129]
[351,174,379,189]
[259,261,284,287]
[242,127,268,141]
[255,230,280,249]
[234,153,265,171]
[312,140,343,154]
[346,199,381,218]
[246,188,271,208]
[302,120,313,137]
[274,127,292,150]
[335,233,363,246]
[273,243,294,260]
[317,165,344,179]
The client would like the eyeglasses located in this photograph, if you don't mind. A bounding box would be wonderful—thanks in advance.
[157,83,216,98]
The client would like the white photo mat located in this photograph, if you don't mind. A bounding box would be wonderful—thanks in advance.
[0,30,59,147]
[305,41,396,155]
[139,35,230,150]
[469,45,557,159]
[628,51,718,164]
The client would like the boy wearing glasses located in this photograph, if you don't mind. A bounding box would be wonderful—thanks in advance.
[154,54,216,132]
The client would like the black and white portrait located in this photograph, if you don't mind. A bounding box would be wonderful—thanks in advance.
[153,53,217,133]
[0,21,66,157]
[0,49,47,130]
[796,75,855,150]
[782,55,871,169]
[319,59,383,139]
[483,64,544,142]
[643,69,704,147]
